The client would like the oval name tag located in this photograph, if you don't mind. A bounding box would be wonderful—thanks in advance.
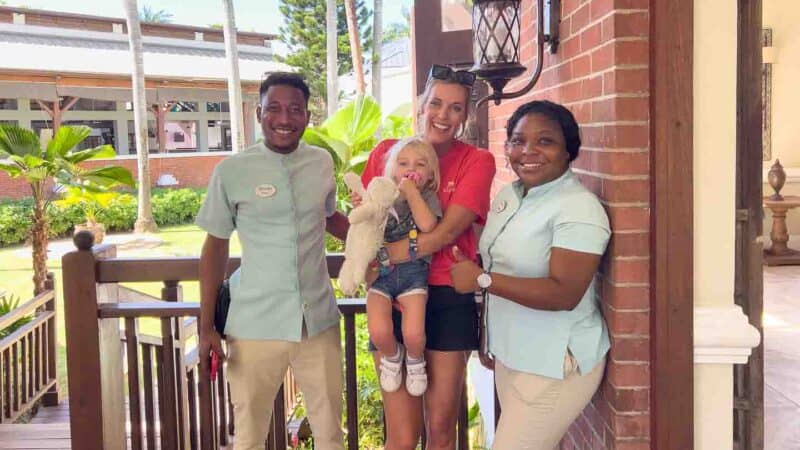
[255,184,277,198]
[493,199,507,213]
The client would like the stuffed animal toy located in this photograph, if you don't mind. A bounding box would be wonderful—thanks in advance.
[338,172,399,296]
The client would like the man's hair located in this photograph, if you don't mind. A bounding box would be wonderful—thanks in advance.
[259,72,310,105]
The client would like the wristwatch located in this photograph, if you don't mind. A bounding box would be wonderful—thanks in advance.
[477,271,493,290]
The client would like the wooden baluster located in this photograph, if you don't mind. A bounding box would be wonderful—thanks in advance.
[162,281,191,450]
[162,280,182,303]
[33,326,40,395]
[272,384,287,449]
[186,367,199,450]
[344,313,359,450]
[142,344,157,450]
[216,363,229,445]
[20,336,28,406]
[125,318,144,450]
[159,318,180,450]
[457,384,469,450]
[197,336,216,450]
[11,343,18,415]
[2,349,9,420]
[43,273,59,406]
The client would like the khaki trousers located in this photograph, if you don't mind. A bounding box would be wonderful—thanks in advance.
[492,354,606,450]
[226,325,344,450]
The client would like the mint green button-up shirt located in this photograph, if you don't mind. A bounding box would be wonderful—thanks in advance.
[479,169,611,379]
[196,142,339,341]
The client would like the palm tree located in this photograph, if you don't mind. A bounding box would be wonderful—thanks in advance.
[139,5,173,23]
[372,0,382,106]
[123,0,157,233]
[221,0,245,152]
[344,0,366,95]
[326,0,338,118]
[0,125,135,295]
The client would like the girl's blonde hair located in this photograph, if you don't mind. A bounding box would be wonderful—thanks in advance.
[383,137,441,192]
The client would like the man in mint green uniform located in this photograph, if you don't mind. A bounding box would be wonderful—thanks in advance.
[197,73,349,450]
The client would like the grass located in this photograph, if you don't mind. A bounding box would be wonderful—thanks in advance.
[0,224,240,399]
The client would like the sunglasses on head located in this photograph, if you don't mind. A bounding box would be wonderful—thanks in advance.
[428,64,476,87]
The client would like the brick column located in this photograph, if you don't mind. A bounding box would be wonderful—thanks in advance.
[487,1,651,448]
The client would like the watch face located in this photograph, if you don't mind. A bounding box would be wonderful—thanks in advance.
[477,272,492,289]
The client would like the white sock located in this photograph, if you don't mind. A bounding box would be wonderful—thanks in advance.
[386,344,403,362]
[406,354,424,364]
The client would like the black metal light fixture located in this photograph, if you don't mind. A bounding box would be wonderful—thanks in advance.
[471,0,561,106]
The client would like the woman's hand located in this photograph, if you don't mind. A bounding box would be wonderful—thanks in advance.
[478,351,495,371]
[449,247,482,294]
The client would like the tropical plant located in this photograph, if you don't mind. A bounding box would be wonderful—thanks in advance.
[0,124,134,294]
[302,96,380,211]
[55,186,120,226]
[138,5,173,23]
[382,114,413,139]
[278,0,372,120]
[0,292,33,339]
[125,0,158,234]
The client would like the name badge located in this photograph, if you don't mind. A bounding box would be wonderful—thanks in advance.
[493,199,507,213]
[255,184,277,198]
[443,181,456,193]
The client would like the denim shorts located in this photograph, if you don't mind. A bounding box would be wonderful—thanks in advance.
[369,260,429,300]
[368,285,480,352]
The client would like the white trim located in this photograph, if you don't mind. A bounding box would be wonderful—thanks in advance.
[763,166,800,184]
[694,305,761,364]
[95,151,233,161]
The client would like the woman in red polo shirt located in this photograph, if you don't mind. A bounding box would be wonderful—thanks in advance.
[360,65,496,450]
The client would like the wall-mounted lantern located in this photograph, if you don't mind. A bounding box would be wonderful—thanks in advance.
[471,0,560,105]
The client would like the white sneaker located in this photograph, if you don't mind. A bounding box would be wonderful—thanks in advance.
[405,358,427,396]
[379,345,405,393]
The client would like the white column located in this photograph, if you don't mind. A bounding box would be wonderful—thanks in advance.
[17,97,32,129]
[197,117,209,152]
[693,1,761,449]
[115,101,130,155]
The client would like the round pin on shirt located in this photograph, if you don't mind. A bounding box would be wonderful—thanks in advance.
[255,184,277,198]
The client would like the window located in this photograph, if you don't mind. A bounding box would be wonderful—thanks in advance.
[0,99,17,110]
[31,120,116,151]
[127,120,158,153]
[170,101,199,112]
[71,98,117,111]
[208,120,232,151]
[165,121,198,152]
[207,101,230,113]
[0,120,18,126]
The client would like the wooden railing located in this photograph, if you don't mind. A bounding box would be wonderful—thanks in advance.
[62,231,470,450]
[0,273,60,423]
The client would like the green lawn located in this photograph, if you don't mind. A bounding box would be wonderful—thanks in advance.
[0,224,240,397]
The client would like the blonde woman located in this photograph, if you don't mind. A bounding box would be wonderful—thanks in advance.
[358,64,496,450]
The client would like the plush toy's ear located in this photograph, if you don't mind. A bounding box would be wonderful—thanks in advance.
[343,172,367,198]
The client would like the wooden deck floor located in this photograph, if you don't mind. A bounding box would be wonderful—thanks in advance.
[0,402,71,450]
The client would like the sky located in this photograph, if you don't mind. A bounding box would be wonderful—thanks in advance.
[13,0,413,54]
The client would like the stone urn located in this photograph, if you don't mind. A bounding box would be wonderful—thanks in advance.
[767,159,786,201]
[74,221,106,245]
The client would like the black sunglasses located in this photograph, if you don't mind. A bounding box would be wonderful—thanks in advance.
[428,64,476,87]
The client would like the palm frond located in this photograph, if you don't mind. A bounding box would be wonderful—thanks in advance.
[46,125,91,159]
[64,145,116,164]
[0,124,41,157]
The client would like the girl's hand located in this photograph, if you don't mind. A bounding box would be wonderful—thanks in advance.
[398,177,419,197]
[350,190,363,207]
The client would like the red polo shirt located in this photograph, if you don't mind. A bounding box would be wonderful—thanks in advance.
[361,139,496,286]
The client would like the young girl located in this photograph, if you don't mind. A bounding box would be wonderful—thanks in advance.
[367,137,441,396]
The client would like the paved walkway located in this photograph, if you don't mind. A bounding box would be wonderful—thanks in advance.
[764,265,800,450]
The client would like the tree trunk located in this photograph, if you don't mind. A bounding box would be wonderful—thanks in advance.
[31,189,49,296]
[372,0,382,105]
[326,0,339,117]
[344,0,366,95]
[222,0,245,152]
[123,0,157,234]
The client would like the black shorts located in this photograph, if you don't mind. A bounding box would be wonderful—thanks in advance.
[368,285,479,352]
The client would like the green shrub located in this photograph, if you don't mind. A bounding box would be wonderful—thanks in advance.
[0,188,206,247]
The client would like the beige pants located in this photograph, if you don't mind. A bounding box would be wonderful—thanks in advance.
[226,325,345,450]
[492,354,606,450]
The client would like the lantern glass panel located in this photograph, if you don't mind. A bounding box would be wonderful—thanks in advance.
[472,1,522,65]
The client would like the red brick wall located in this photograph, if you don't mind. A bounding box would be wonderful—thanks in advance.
[0,154,227,200]
[487,1,650,449]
